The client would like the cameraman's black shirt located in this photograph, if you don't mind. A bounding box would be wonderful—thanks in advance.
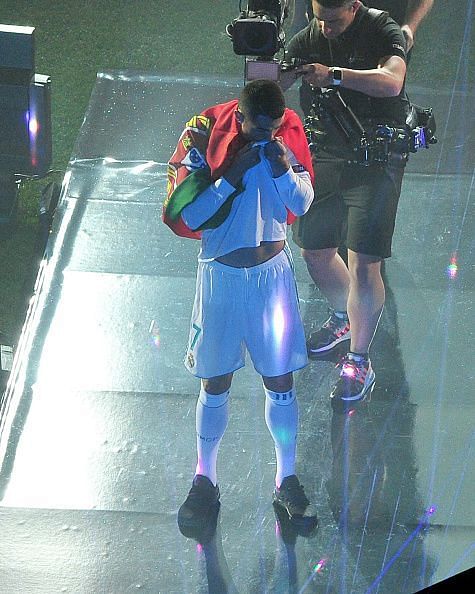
[287,5,408,129]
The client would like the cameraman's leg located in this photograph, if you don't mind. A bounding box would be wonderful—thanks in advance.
[293,157,349,310]
[347,251,384,355]
[302,247,350,311]
[293,167,352,354]
[344,162,404,355]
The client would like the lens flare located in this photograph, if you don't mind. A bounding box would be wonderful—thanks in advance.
[313,558,327,574]
[275,426,294,446]
[26,109,39,167]
[148,319,160,348]
[447,254,458,279]
[29,116,39,137]
[272,301,285,343]
[366,506,436,592]
[342,362,356,378]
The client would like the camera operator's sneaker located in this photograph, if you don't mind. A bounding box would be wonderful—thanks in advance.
[273,475,318,536]
[177,475,220,542]
[330,353,375,404]
[307,310,351,356]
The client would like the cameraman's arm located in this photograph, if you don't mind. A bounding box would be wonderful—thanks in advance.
[281,20,316,91]
[298,55,406,98]
[401,0,434,51]
[279,68,304,92]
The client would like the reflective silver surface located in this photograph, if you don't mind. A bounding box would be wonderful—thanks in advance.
[0,71,473,593]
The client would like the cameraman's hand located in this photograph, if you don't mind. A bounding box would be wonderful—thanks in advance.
[279,68,303,91]
[264,138,290,178]
[297,62,332,88]
[222,144,261,187]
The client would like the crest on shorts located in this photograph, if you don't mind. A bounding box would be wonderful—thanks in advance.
[187,352,195,368]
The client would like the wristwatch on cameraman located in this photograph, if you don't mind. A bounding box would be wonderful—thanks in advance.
[329,67,343,86]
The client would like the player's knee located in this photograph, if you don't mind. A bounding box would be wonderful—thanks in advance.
[262,373,293,393]
[202,374,233,395]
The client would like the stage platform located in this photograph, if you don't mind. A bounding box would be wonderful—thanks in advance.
[0,71,473,593]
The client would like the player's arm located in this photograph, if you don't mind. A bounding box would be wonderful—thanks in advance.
[265,140,314,216]
[182,144,261,230]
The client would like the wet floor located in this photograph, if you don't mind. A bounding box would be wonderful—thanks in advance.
[0,72,473,593]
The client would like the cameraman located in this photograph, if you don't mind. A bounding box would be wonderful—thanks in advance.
[282,0,409,405]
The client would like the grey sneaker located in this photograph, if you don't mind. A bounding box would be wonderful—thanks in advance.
[307,310,351,356]
[331,354,375,404]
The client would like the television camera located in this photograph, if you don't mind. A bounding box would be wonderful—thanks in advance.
[226,1,295,82]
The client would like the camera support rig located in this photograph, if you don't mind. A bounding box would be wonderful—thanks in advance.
[305,88,437,165]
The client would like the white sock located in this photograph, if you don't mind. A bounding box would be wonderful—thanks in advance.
[347,351,369,363]
[334,309,349,321]
[264,387,298,488]
[195,387,229,486]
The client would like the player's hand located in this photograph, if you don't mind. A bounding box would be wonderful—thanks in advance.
[222,144,261,187]
[264,137,290,177]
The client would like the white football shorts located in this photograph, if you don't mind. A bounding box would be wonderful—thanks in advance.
[184,246,308,378]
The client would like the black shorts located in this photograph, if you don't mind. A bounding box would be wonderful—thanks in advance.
[292,155,406,259]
